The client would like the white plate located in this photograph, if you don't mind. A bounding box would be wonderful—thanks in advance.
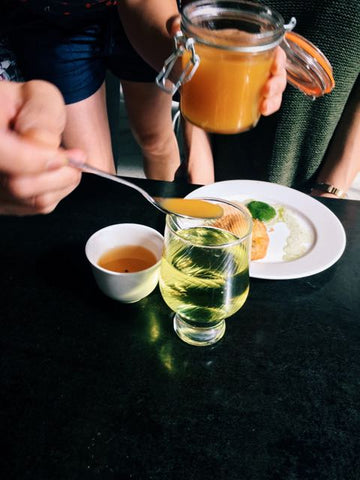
[187,180,346,280]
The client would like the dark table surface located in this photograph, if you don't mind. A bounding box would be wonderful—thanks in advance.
[1,175,359,480]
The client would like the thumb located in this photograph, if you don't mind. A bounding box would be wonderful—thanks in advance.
[0,81,69,175]
[14,80,66,147]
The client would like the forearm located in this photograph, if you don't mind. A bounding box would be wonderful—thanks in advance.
[118,0,180,71]
[313,78,360,197]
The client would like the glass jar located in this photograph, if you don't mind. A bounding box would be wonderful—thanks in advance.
[156,0,335,135]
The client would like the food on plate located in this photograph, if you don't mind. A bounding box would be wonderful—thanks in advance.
[246,200,276,222]
[251,218,270,261]
[213,200,270,261]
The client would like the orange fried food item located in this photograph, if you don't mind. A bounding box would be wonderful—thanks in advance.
[251,219,269,260]
[213,202,270,261]
[213,206,250,239]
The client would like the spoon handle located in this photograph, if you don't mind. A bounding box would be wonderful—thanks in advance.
[68,158,224,219]
[68,158,161,211]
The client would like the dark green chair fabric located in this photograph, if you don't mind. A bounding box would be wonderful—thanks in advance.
[211,0,360,191]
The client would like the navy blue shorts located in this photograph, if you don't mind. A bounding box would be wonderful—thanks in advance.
[6,7,157,104]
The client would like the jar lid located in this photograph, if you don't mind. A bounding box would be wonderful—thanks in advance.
[281,31,335,97]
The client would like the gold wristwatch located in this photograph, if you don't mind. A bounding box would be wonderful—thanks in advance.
[311,183,346,198]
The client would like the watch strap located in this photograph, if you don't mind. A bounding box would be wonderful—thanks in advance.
[311,183,346,198]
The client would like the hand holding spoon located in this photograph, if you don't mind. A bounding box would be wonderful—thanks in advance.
[20,128,222,219]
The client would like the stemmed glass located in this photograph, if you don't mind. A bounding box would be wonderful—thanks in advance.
[159,198,252,346]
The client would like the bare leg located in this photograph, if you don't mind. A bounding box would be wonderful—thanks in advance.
[121,81,181,181]
[62,83,116,173]
[181,117,215,185]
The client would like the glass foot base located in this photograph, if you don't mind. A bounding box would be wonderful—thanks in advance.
[173,314,225,347]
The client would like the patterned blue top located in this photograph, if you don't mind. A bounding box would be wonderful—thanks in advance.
[11,1,120,16]
[0,38,22,81]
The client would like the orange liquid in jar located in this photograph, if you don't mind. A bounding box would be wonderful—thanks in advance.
[98,245,157,273]
[180,33,274,134]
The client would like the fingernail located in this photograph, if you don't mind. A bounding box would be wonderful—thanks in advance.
[66,149,87,162]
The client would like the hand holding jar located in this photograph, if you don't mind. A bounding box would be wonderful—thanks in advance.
[164,7,287,128]
[158,0,334,134]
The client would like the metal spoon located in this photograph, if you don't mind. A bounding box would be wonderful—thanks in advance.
[68,158,223,219]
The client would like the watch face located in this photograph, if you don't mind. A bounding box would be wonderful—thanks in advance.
[314,183,345,198]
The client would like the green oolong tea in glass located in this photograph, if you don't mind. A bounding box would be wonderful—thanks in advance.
[159,198,252,346]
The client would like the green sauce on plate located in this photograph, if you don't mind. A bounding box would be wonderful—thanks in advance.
[247,201,276,222]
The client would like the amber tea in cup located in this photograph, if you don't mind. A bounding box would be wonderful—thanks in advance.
[98,245,157,273]
[85,224,164,303]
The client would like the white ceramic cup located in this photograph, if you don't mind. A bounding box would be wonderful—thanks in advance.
[85,223,164,303]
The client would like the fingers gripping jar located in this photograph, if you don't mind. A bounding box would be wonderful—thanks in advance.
[156,0,335,135]
[182,0,287,133]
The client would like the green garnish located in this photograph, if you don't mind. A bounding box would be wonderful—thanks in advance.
[247,200,276,222]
